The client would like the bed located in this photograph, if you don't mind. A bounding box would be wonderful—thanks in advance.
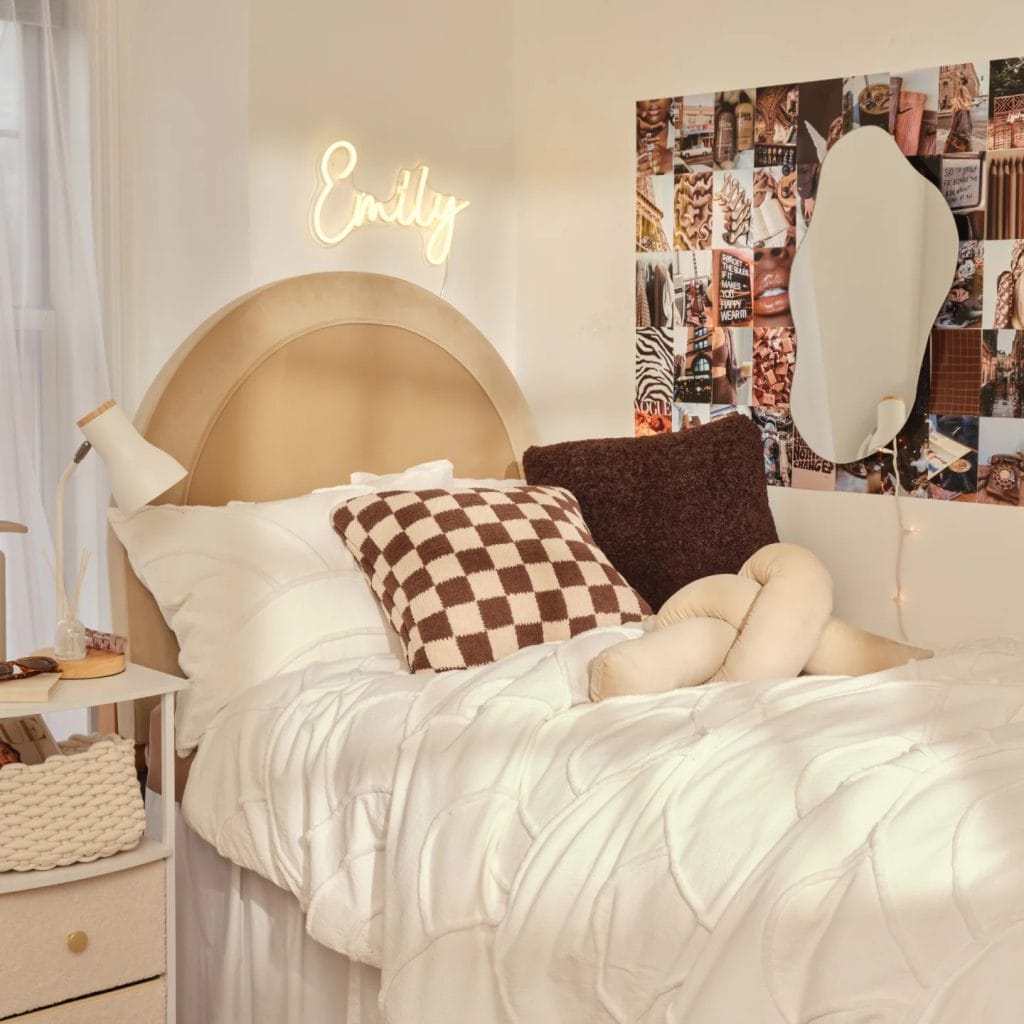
[111,270,536,1023]
[112,272,1024,1024]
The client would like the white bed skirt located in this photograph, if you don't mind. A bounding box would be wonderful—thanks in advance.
[146,795,382,1024]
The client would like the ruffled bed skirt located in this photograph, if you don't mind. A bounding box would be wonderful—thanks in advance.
[146,795,381,1024]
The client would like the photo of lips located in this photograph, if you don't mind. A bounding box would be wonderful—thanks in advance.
[753,241,795,327]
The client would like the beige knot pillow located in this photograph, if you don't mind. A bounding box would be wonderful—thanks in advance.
[590,543,931,700]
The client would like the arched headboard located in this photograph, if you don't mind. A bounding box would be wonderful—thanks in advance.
[109,271,538,721]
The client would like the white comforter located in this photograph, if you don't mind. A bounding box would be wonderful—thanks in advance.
[183,630,1024,1023]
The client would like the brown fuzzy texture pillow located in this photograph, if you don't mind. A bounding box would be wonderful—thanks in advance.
[522,416,778,611]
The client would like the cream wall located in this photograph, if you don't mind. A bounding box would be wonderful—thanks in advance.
[512,0,1024,649]
[118,0,1024,651]
[245,0,516,369]
[117,0,515,410]
[116,0,251,409]
[513,0,1024,440]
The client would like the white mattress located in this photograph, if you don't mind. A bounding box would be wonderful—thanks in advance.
[182,634,1024,1022]
[148,796,380,1024]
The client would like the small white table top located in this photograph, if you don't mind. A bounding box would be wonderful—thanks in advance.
[0,661,186,717]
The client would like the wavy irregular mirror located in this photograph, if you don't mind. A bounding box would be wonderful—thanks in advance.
[790,126,958,464]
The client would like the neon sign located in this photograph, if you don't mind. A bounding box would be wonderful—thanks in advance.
[309,140,469,266]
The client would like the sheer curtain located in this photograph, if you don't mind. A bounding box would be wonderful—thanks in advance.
[0,0,112,671]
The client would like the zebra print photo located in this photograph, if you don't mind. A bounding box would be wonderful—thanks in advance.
[635,328,673,417]
[635,253,676,426]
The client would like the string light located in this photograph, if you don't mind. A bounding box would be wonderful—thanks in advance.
[889,454,913,642]
[856,427,923,642]
[309,140,470,265]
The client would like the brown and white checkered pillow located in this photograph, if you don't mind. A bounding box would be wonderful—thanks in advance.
[331,486,651,672]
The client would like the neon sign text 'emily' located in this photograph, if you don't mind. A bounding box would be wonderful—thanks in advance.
[310,140,469,265]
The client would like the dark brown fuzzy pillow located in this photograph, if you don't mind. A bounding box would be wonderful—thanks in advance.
[522,416,778,611]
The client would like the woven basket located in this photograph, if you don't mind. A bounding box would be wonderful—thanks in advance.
[0,734,145,873]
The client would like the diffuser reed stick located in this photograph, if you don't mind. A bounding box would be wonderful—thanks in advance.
[69,550,90,623]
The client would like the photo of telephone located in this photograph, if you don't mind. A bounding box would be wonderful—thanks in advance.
[986,453,1022,503]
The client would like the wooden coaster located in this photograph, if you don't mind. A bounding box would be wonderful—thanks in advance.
[34,647,127,679]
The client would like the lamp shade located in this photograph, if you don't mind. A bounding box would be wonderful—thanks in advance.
[77,400,187,512]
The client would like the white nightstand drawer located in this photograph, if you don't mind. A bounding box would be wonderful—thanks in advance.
[9,977,165,1022]
[0,861,164,1019]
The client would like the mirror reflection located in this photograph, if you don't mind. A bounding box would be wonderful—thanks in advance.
[790,126,959,465]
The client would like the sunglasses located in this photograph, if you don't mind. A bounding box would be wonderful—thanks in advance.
[0,656,60,681]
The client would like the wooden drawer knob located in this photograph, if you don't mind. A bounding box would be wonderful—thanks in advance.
[66,931,89,954]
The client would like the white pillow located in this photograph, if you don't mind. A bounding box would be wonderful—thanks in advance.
[348,459,454,487]
[452,477,526,489]
[110,461,454,755]
[347,463,524,491]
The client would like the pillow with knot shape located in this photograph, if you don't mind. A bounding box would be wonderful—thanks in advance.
[590,543,932,700]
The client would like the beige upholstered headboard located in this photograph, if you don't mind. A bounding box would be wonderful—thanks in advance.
[109,271,537,736]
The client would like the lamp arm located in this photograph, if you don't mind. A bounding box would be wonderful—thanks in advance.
[54,442,92,621]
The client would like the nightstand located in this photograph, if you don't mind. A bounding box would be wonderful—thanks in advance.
[0,664,187,1023]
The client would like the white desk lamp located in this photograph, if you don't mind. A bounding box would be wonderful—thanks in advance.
[0,520,28,661]
[54,400,186,660]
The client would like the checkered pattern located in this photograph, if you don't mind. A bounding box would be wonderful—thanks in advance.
[930,329,981,415]
[332,487,651,672]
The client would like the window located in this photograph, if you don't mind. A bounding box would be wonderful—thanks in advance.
[0,5,49,308]
[693,356,711,375]
[1,6,56,497]
[1,1,103,741]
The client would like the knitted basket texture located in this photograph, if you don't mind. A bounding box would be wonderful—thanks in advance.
[0,734,145,872]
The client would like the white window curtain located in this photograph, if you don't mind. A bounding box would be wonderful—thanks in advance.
[0,0,112,665]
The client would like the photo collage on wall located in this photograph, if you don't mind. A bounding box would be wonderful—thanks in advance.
[635,58,1024,507]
